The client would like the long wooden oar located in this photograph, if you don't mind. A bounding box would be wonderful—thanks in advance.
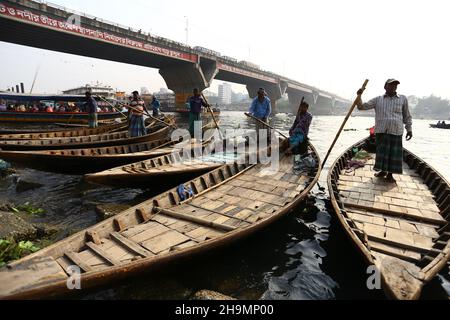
[321,79,369,170]
[103,96,177,129]
[244,112,289,139]
[201,93,224,140]
[95,95,128,119]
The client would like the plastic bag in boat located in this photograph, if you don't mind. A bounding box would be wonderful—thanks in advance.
[177,184,194,201]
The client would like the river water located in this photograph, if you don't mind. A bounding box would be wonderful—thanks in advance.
[0,112,449,300]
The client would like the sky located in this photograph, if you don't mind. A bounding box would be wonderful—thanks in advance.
[1,0,450,100]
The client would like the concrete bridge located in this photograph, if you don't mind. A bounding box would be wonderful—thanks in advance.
[0,0,350,113]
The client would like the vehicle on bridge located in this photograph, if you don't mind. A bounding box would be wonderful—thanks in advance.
[193,46,221,57]
[221,56,238,63]
[239,60,260,70]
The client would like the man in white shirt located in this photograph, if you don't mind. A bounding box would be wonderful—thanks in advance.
[356,79,413,183]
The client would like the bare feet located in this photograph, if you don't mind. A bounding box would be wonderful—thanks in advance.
[374,171,387,178]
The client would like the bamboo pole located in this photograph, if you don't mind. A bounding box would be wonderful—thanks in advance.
[244,112,289,139]
[321,79,369,170]
[201,93,224,140]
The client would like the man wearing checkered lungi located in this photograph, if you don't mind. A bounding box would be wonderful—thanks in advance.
[356,79,413,183]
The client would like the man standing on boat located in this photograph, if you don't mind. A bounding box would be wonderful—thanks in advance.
[188,88,207,138]
[248,87,272,141]
[151,95,161,117]
[129,91,147,137]
[85,91,98,128]
[356,79,413,183]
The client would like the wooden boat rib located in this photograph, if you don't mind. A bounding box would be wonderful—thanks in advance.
[0,141,321,299]
[328,136,450,300]
[0,122,127,140]
[0,120,172,151]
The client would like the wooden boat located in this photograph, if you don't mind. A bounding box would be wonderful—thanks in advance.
[0,140,321,299]
[0,110,123,124]
[53,120,120,128]
[85,139,246,188]
[0,120,172,151]
[0,138,173,174]
[327,136,450,300]
[0,122,127,140]
[430,123,450,129]
[0,120,215,174]
[0,93,123,124]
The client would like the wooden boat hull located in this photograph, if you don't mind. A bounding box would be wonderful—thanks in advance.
[0,111,122,124]
[0,122,127,140]
[327,136,450,300]
[85,156,225,189]
[0,123,171,151]
[85,140,233,188]
[0,140,321,299]
[430,124,450,129]
[0,138,174,174]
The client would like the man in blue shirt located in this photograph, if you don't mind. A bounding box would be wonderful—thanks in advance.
[248,87,272,140]
[189,88,207,138]
[151,96,161,117]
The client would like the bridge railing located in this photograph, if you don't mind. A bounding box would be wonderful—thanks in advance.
[35,1,194,52]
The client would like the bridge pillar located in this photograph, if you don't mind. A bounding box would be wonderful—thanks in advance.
[246,82,286,114]
[288,91,313,112]
[287,91,334,115]
[159,60,218,108]
[314,95,334,115]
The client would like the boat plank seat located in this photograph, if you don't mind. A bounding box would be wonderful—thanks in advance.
[76,249,107,268]
[368,241,422,263]
[101,238,138,260]
[64,252,93,273]
[184,226,225,242]
[140,230,191,254]
[109,232,154,258]
[126,222,172,244]
[176,204,252,227]
[152,206,237,232]
[85,242,122,266]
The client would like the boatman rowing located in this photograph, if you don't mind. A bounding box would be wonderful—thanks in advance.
[248,87,272,142]
[356,79,413,183]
